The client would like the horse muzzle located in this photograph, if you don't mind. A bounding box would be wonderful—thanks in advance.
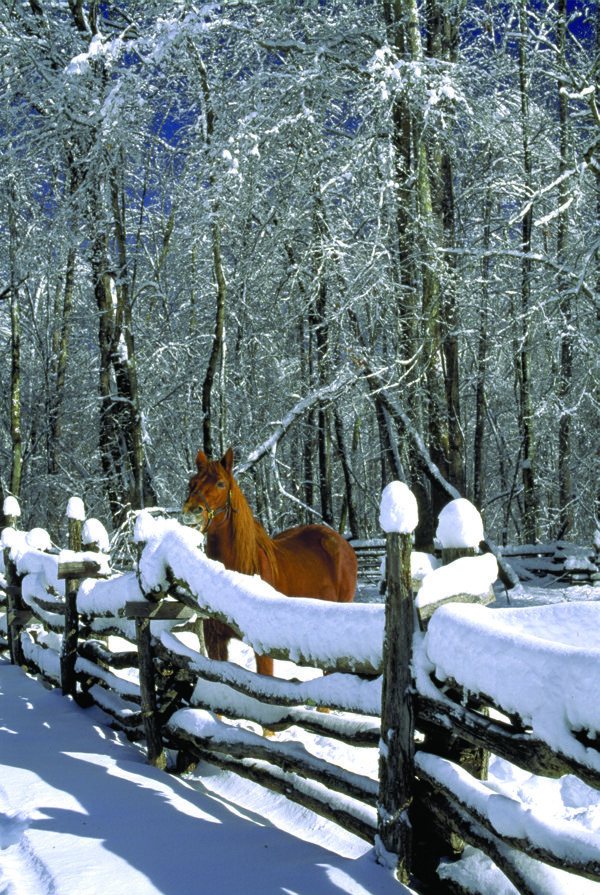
[182,507,208,532]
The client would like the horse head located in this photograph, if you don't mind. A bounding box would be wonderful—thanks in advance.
[183,447,234,533]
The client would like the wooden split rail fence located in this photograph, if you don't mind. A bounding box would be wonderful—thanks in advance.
[1,504,599,894]
[499,541,600,584]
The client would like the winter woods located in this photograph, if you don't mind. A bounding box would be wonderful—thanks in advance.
[1,1,599,547]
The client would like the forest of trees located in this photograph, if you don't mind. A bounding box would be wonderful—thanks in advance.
[1,0,600,551]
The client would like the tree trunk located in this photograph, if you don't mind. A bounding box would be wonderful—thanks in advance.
[311,193,334,527]
[596,7,600,525]
[427,1,464,496]
[48,247,76,476]
[333,408,359,538]
[202,219,227,459]
[8,197,22,498]
[92,213,122,524]
[110,168,157,510]
[556,0,573,536]
[406,0,456,531]
[517,0,539,543]
[48,150,81,484]
[474,181,492,509]
[189,44,227,461]
[386,0,420,378]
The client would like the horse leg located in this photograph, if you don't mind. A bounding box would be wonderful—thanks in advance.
[253,653,275,737]
[204,618,230,662]
[255,653,273,676]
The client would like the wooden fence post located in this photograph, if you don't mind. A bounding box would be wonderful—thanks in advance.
[377,518,416,883]
[414,502,490,867]
[433,531,489,785]
[136,613,167,770]
[131,529,167,770]
[441,545,475,565]
[60,500,83,697]
[3,498,26,667]
[6,553,25,667]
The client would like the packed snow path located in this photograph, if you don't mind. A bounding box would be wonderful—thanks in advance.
[0,660,409,895]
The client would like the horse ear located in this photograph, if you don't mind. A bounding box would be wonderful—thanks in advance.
[195,450,208,472]
[220,447,234,474]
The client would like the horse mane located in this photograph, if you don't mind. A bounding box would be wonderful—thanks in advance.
[228,478,278,579]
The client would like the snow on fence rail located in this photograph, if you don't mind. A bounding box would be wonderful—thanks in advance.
[1,493,600,894]
[500,541,600,584]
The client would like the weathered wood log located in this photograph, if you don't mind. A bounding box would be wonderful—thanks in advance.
[7,609,34,627]
[416,754,600,882]
[157,578,381,674]
[27,594,65,615]
[4,584,23,596]
[419,694,489,846]
[165,727,377,844]
[441,546,475,564]
[167,713,378,807]
[417,588,495,627]
[416,691,600,792]
[432,674,529,730]
[75,657,141,704]
[83,683,144,731]
[154,671,196,726]
[5,552,25,667]
[57,559,108,580]
[418,783,544,895]
[79,616,140,641]
[377,531,415,885]
[151,636,380,717]
[78,639,139,670]
[126,601,196,621]
[188,693,380,747]
[135,616,166,770]
[19,596,66,634]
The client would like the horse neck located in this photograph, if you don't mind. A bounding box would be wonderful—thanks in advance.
[206,480,261,576]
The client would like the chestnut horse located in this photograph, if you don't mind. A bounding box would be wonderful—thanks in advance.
[183,447,357,675]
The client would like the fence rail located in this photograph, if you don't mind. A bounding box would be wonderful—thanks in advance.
[1,499,600,894]
[500,540,599,584]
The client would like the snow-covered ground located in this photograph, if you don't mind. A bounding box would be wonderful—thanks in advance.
[0,652,406,895]
[1,490,600,895]
[2,578,600,895]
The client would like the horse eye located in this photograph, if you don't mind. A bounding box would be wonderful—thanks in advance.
[217,481,226,489]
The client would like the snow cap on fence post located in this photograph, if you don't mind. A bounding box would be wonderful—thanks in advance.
[66,497,85,523]
[82,519,110,554]
[133,509,158,545]
[436,498,483,550]
[3,496,21,528]
[379,481,418,534]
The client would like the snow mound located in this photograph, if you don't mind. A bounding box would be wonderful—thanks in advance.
[2,497,20,518]
[436,498,484,549]
[379,481,418,534]
[82,519,110,553]
[419,601,600,771]
[416,553,497,611]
